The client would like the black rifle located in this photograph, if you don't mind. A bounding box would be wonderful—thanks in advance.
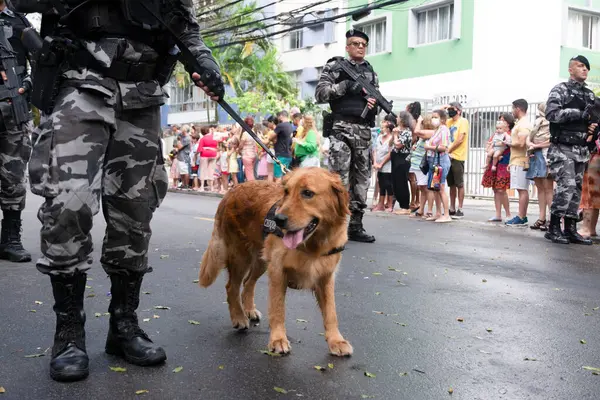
[336,58,396,121]
[139,3,289,174]
[0,20,30,125]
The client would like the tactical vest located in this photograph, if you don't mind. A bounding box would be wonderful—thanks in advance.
[550,82,594,146]
[559,84,591,133]
[56,0,172,52]
[329,59,377,122]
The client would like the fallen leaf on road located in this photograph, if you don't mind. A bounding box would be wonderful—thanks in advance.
[456,318,464,322]
[413,369,426,374]
[554,288,562,291]
[314,365,326,371]
[444,269,448,274]
[403,272,408,275]
[593,307,599,311]
[394,321,407,326]
[372,272,382,276]
[388,267,398,271]
[86,293,95,298]
[103,312,110,316]
[109,366,127,372]
[218,365,224,370]
[153,315,160,319]
[399,372,408,376]
[524,357,537,361]
[29,310,36,313]
[143,291,151,295]
[24,353,45,358]
[273,386,288,394]
[361,396,375,399]
[375,292,381,295]
[296,319,308,323]
[364,371,376,378]
[482,279,487,283]
[397,281,406,286]
[159,255,169,259]
[0,387,5,394]
[373,311,384,315]
[486,328,493,333]
[188,320,200,325]
[154,306,170,310]
[193,279,199,283]
[328,363,334,369]
[260,350,282,357]
[581,339,587,344]
[85,285,92,289]
[318,333,325,336]
[142,318,150,322]
[34,301,43,305]
[583,366,600,373]
[94,313,102,318]
[135,390,149,395]
[173,366,183,373]
[585,313,593,316]
[479,350,491,354]
[448,388,454,395]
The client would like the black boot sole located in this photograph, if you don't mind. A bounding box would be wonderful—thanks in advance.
[50,366,89,382]
[105,341,167,366]
[544,233,569,244]
[348,236,376,243]
[567,238,593,245]
[0,250,31,262]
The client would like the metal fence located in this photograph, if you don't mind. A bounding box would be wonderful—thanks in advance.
[461,102,543,200]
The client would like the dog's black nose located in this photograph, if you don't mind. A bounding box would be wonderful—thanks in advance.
[273,213,288,229]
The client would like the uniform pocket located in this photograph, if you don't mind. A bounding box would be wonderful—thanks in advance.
[28,121,59,198]
[328,137,351,173]
[149,139,168,210]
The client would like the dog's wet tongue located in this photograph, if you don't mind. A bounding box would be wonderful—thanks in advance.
[283,229,304,249]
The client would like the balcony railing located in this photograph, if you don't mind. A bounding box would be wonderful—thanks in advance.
[168,101,209,113]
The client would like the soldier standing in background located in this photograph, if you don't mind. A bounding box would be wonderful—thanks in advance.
[315,29,378,243]
[0,0,33,262]
[545,55,595,245]
[13,0,224,383]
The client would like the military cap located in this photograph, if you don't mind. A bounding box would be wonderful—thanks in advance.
[570,55,590,70]
[346,28,369,43]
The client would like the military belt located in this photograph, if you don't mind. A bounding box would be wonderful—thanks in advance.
[333,114,367,125]
[72,50,157,82]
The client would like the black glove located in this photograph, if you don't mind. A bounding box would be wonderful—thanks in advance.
[343,80,363,95]
[21,79,32,94]
[189,54,225,99]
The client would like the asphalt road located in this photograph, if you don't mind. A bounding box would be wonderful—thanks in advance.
[1,190,599,400]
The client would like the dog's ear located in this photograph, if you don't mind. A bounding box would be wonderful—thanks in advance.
[329,174,350,217]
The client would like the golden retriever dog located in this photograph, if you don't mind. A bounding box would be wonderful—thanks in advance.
[199,167,353,356]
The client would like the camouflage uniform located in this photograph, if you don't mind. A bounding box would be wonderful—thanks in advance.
[0,7,34,262]
[14,0,224,382]
[315,57,378,243]
[545,78,593,245]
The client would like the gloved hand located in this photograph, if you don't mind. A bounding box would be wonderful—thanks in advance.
[189,54,225,100]
[342,80,363,95]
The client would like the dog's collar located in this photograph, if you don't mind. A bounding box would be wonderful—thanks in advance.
[263,201,346,257]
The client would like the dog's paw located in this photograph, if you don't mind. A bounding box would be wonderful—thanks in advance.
[231,316,250,330]
[268,337,291,354]
[245,308,262,322]
[328,339,353,357]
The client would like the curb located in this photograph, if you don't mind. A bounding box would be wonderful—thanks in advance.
[167,188,224,199]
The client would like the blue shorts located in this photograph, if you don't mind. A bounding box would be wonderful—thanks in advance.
[274,156,292,178]
[427,154,451,186]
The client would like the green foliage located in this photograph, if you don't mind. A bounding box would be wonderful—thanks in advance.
[173,1,299,117]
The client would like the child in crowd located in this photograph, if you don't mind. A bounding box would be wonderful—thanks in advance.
[484,120,511,171]
[227,136,240,187]
[216,141,229,194]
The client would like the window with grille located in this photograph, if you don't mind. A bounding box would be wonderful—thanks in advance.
[567,9,600,51]
[354,19,387,55]
[416,3,454,45]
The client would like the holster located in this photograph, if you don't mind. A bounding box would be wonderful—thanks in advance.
[322,110,334,138]
[551,129,587,146]
[30,37,72,115]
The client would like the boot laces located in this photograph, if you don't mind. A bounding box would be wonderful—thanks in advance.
[123,281,149,339]
[56,285,82,343]
[7,220,25,249]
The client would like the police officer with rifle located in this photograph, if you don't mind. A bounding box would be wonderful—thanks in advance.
[316,28,394,243]
[0,0,33,263]
[545,55,598,245]
[12,0,225,383]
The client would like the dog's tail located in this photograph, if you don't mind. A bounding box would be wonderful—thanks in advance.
[199,235,226,288]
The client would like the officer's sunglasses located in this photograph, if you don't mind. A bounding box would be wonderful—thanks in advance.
[349,41,368,48]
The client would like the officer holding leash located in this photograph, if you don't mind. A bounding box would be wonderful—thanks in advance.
[315,29,378,243]
[0,0,33,263]
[545,55,597,245]
[13,0,224,383]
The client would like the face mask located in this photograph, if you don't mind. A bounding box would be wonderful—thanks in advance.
[448,108,458,118]
[431,118,440,127]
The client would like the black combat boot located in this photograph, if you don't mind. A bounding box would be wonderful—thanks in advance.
[49,272,89,382]
[348,213,376,243]
[0,210,31,262]
[544,213,569,244]
[105,271,167,366]
[563,217,593,245]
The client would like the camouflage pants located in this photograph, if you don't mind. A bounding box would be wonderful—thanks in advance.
[30,85,168,276]
[548,146,586,219]
[328,120,372,224]
[0,101,32,211]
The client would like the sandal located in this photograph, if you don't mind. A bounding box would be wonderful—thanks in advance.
[410,212,423,218]
[530,219,546,230]
[422,213,433,220]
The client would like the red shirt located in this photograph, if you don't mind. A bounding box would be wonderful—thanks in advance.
[199,133,218,158]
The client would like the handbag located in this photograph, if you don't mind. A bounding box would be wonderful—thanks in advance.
[428,153,443,192]
[419,155,429,175]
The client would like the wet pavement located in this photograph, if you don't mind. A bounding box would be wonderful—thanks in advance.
[1,190,599,400]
